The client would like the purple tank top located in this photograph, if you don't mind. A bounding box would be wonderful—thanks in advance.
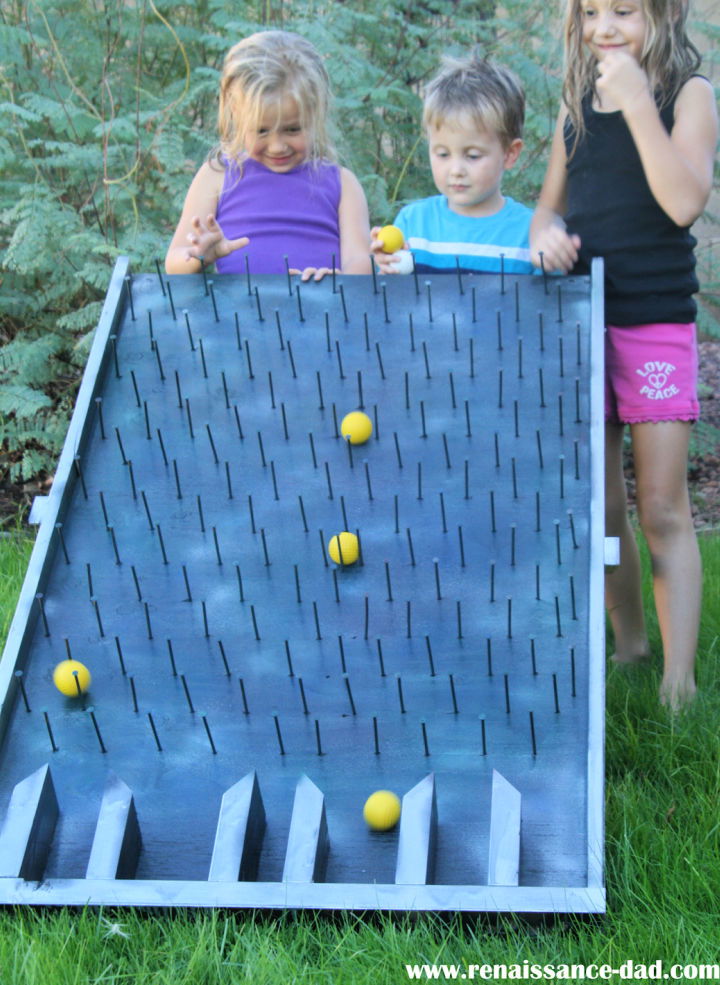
[215,157,342,274]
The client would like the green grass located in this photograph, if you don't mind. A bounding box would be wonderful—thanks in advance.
[0,530,718,983]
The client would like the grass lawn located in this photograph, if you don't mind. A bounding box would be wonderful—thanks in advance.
[0,528,718,983]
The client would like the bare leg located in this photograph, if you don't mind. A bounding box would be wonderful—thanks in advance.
[631,421,700,709]
[604,423,650,663]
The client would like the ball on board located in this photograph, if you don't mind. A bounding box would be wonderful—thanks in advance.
[377,225,405,254]
[328,531,359,566]
[340,410,373,445]
[363,790,401,831]
[53,659,91,697]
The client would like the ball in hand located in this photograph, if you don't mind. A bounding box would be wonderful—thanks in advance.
[393,249,414,274]
[53,659,91,696]
[340,411,373,445]
[328,531,359,565]
[377,225,405,254]
[363,790,401,830]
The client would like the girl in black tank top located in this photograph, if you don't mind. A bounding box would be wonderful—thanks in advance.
[529,0,717,710]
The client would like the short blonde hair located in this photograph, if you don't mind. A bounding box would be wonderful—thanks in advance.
[217,30,336,165]
[423,53,525,148]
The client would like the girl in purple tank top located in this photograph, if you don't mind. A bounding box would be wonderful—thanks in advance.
[166,31,371,281]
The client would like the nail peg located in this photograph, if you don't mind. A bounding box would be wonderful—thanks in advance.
[14,670,31,713]
[314,719,324,756]
[449,673,459,714]
[376,638,387,677]
[421,720,430,757]
[425,280,433,321]
[202,714,218,754]
[298,677,309,715]
[396,674,407,714]
[250,604,261,641]
[87,707,107,754]
[43,710,58,752]
[167,639,178,676]
[239,677,250,714]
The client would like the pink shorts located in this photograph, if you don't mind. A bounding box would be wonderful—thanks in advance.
[604,322,699,424]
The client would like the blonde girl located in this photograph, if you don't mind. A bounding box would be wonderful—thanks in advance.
[530,0,717,708]
[166,30,371,281]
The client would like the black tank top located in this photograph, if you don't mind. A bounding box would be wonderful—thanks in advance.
[564,91,698,325]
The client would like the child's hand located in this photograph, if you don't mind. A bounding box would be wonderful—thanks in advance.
[531,223,581,275]
[369,226,408,275]
[289,267,339,283]
[185,214,249,265]
[596,51,651,115]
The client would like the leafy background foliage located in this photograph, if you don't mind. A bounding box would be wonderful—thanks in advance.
[0,0,717,489]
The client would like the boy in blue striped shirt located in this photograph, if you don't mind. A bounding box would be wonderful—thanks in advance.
[371,53,533,275]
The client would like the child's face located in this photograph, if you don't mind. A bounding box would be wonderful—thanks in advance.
[580,0,648,63]
[245,93,310,172]
[427,116,522,219]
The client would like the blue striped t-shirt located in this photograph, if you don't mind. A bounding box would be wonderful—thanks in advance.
[394,194,534,274]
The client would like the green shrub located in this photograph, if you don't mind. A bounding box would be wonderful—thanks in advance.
[0,0,716,484]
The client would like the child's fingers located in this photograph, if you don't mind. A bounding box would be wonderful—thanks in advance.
[287,267,340,281]
[554,233,580,272]
[373,254,401,275]
[226,236,250,252]
[535,227,580,274]
[297,266,336,282]
[369,230,397,255]
[293,267,318,281]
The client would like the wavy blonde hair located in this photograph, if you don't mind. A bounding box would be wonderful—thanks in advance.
[563,0,701,148]
[215,30,336,167]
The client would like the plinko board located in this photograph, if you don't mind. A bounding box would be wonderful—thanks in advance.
[0,257,605,912]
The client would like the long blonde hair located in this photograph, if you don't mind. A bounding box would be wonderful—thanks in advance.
[215,30,336,166]
[563,0,701,146]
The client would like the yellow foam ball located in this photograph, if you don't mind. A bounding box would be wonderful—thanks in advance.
[377,225,405,254]
[53,659,91,697]
[340,411,373,445]
[328,531,359,566]
[363,790,401,831]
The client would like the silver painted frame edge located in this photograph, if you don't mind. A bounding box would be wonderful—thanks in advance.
[586,257,606,893]
[0,257,131,745]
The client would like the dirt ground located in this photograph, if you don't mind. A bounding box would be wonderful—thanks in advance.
[687,339,720,530]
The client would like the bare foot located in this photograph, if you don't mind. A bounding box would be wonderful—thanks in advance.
[659,673,697,712]
[610,643,651,665]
